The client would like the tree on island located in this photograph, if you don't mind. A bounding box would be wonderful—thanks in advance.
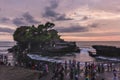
[8,22,62,64]
[8,22,79,65]
[14,22,61,50]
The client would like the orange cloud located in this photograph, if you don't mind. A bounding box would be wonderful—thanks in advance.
[61,35,120,41]
[0,35,13,41]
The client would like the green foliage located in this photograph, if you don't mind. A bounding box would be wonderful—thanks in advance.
[13,22,60,53]
[12,22,61,63]
[13,22,59,43]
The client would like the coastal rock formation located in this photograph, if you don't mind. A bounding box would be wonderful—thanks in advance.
[47,42,79,53]
[88,51,98,57]
[41,41,80,56]
[92,45,120,57]
[8,22,80,64]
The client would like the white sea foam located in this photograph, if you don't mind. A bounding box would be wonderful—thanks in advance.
[96,56,120,62]
[27,54,63,63]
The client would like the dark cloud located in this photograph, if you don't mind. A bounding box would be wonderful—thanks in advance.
[81,16,89,21]
[0,27,14,33]
[43,0,73,21]
[57,25,88,33]
[42,0,59,18]
[13,18,26,26]
[56,14,73,21]
[0,17,10,23]
[13,12,40,26]
[89,23,98,28]
[43,7,59,18]
[22,12,40,24]
[50,0,59,9]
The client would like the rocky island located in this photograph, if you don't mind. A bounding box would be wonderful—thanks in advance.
[8,22,79,64]
[92,45,120,58]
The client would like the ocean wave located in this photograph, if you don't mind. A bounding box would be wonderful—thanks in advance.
[96,56,120,62]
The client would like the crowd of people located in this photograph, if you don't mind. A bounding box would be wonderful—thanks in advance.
[0,55,8,65]
[49,60,119,80]
[0,57,119,80]
[13,59,120,80]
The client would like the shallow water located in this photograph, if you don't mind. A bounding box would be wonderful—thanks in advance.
[60,48,95,62]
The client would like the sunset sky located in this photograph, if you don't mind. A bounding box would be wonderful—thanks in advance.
[0,0,120,41]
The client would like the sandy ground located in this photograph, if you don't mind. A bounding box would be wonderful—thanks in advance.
[0,65,40,80]
[40,67,120,80]
[0,65,119,80]
[40,72,120,80]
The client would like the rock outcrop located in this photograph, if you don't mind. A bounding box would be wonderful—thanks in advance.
[40,41,80,56]
[92,45,120,58]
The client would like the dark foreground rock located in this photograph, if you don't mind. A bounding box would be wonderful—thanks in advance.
[88,51,99,57]
[92,45,120,57]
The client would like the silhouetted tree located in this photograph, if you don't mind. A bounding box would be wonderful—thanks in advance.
[10,22,61,63]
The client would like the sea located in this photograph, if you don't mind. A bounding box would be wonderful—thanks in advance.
[0,41,120,63]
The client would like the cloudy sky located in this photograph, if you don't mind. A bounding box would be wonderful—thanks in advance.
[0,0,120,41]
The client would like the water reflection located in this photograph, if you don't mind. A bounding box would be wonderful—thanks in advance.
[60,48,95,62]
[75,49,95,62]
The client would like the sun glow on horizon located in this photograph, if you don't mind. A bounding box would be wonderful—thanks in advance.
[61,36,120,41]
